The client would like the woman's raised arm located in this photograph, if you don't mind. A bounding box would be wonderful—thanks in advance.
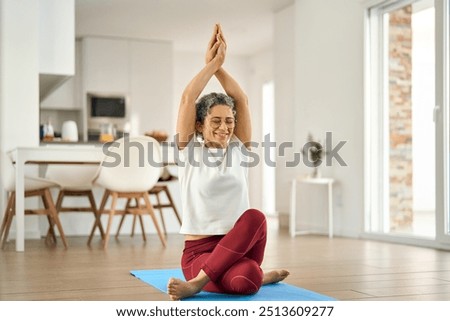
[215,67,251,147]
[176,37,225,149]
[209,26,252,147]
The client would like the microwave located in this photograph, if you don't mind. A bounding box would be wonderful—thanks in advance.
[87,93,129,132]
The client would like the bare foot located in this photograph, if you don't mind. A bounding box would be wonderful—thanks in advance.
[167,270,210,300]
[262,269,290,285]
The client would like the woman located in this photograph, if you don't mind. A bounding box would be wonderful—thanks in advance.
[167,24,289,301]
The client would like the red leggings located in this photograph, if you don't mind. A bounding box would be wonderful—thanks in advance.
[181,209,267,295]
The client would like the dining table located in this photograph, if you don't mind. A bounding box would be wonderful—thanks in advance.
[9,142,176,252]
[9,144,104,252]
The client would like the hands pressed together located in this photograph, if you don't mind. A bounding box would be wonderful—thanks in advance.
[205,24,227,70]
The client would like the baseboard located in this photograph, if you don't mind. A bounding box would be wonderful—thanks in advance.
[7,229,41,240]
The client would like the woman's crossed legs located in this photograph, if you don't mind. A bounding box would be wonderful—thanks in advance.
[167,209,289,300]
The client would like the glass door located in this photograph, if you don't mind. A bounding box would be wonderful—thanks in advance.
[390,1,435,237]
[365,0,450,244]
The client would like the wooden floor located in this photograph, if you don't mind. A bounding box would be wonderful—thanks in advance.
[1,222,450,301]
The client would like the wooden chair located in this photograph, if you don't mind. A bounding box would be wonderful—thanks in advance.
[45,164,105,242]
[116,178,182,237]
[0,154,68,249]
[87,136,166,249]
[148,183,181,234]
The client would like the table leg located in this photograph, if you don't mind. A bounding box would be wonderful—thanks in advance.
[328,182,333,238]
[15,156,25,251]
[289,179,296,237]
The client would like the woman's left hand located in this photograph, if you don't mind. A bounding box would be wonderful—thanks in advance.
[205,24,227,65]
[205,24,220,64]
[214,36,226,67]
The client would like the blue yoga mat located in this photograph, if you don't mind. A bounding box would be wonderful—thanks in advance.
[130,268,336,301]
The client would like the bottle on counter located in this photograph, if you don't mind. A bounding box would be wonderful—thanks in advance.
[43,119,54,141]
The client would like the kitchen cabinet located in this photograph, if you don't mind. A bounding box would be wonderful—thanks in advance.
[81,37,129,94]
[38,0,75,103]
[40,40,82,110]
[39,0,74,76]
[42,36,174,141]
[81,36,173,138]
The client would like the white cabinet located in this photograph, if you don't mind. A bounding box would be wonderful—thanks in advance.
[42,36,174,139]
[38,0,75,102]
[81,37,130,94]
[81,37,173,137]
[39,0,74,75]
[40,41,82,110]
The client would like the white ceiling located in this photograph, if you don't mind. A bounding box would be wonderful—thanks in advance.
[75,0,294,56]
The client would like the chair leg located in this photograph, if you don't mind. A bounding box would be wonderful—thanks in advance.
[45,190,62,242]
[116,214,127,238]
[88,190,109,245]
[87,191,104,238]
[135,197,146,241]
[154,192,167,235]
[43,189,68,249]
[164,186,182,226]
[1,210,14,250]
[45,215,57,246]
[132,198,140,236]
[42,191,57,245]
[142,192,166,247]
[138,214,146,241]
[3,193,17,248]
[55,190,65,212]
[131,214,137,236]
[116,198,131,238]
[0,193,14,242]
[103,192,118,249]
[0,193,14,249]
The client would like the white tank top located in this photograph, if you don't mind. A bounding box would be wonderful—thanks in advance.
[177,135,250,235]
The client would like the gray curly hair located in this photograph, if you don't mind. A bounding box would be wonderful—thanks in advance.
[195,92,236,125]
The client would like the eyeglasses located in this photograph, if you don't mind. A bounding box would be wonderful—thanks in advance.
[209,117,236,130]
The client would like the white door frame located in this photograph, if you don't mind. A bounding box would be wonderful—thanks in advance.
[363,0,450,248]
[435,0,450,245]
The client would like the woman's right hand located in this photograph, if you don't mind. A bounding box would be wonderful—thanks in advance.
[205,24,219,64]
[213,34,226,67]
[206,24,226,68]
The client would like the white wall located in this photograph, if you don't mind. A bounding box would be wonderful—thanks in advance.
[274,5,296,218]
[247,49,274,212]
[0,0,41,238]
[292,0,365,237]
[0,1,40,151]
[1,0,76,239]
[130,40,173,136]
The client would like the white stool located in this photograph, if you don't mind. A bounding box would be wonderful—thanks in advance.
[290,177,334,238]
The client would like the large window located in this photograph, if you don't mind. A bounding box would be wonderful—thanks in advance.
[365,0,450,246]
